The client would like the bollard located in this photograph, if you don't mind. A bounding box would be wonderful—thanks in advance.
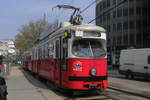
[3,64,8,73]
[0,64,2,73]
[1,64,9,77]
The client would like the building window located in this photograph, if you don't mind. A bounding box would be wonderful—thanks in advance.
[130,0,134,2]
[113,11,116,18]
[103,14,106,22]
[113,0,116,5]
[136,20,141,29]
[117,23,122,31]
[142,7,148,15]
[107,0,110,8]
[113,24,116,32]
[136,0,142,2]
[107,25,111,32]
[129,21,135,29]
[96,5,98,15]
[136,7,141,15]
[123,21,128,30]
[103,1,106,9]
[99,15,102,24]
[107,13,110,20]
[117,8,122,17]
[123,8,128,16]
[143,20,147,27]
[124,34,128,45]
[130,34,135,45]
[100,3,103,10]
[129,7,134,16]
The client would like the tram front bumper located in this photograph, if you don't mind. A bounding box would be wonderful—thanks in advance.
[67,76,107,90]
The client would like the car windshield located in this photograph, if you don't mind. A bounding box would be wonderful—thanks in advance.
[72,39,106,58]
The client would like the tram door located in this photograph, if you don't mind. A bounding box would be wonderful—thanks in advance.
[55,37,62,87]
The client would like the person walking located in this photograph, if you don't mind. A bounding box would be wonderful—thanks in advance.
[0,77,7,100]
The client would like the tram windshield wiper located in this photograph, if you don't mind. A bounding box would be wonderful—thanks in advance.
[88,41,94,57]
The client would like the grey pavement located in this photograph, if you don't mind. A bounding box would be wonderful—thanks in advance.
[6,66,66,100]
[6,66,46,100]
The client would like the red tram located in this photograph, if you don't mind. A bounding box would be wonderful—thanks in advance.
[23,22,107,91]
[23,5,107,91]
[0,56,3,70]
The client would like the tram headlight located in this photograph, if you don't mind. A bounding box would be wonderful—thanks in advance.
[90,68,97,76]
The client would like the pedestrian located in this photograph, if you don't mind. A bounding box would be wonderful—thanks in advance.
[0,77,7,100]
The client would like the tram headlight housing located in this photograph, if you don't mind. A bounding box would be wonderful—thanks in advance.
[90,68,97,76]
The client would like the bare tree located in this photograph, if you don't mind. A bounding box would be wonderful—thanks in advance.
[15,18,52,53]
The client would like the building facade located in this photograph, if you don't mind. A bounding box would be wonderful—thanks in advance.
[0,41,8,56]
[8,40,16,55]
[96,0,150,52]
[0,40,16,57]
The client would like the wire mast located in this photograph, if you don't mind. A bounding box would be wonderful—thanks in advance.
[53,5,83,25]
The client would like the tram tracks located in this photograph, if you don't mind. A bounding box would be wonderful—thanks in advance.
[23,69,150,100]
[66,86,150,100]
[107,86,150,99]
[65,93,114,100]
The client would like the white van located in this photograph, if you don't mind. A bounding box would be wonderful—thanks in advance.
[119,48,150,79]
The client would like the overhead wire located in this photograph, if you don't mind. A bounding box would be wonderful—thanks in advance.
[53,0,96,23]
[80,0,96,14]
[88,0,127,24]
[55,0,74,19]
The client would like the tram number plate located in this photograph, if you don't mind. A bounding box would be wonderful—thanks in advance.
[89,84,98,89]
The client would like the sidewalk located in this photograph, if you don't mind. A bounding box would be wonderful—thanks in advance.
[6,66,46,100]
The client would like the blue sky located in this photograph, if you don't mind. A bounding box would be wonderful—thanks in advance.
[0,0,95,40]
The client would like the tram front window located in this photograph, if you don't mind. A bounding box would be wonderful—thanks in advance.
[72,39,106,58]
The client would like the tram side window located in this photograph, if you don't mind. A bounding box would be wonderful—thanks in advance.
[45,44,48,59]
[47,43,49,58]
[38,48,40,59]
[48,41,54,58]
[41,48,42,59]
[39,48,42,59]
[36,49,38,60]
[41,47,43,59]
[63,38,68,70]
[44,45,46,59]
[55,40,59,70]
[42,46,44,59]
[40,48,42,59]
[37,49,39,59]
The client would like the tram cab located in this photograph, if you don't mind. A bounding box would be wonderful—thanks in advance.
[59,24,107,90]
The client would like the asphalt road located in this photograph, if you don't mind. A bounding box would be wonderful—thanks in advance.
[108,68,150,99]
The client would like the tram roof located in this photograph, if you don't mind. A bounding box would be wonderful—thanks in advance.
[39,22,106,42]
[66,24,106,32]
